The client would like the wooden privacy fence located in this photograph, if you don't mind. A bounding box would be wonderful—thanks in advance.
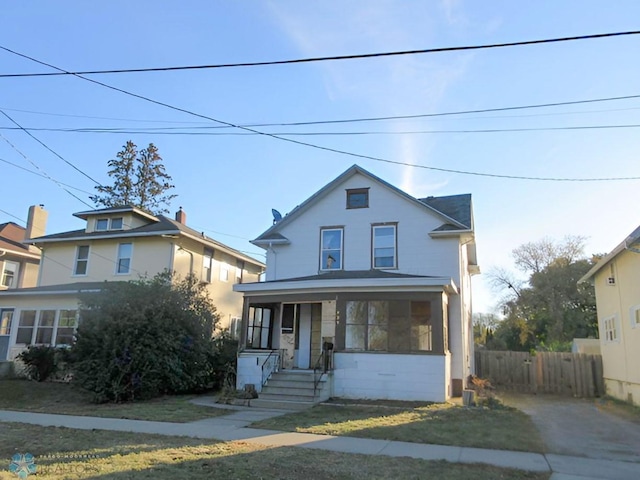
[474,350,605,397]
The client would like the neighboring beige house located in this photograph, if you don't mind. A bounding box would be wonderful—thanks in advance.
[235,165,479,405]
[0,205,264,361]
[579,225,640,406]
[1,205,46,360]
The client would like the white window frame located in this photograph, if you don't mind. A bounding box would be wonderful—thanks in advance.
[95,218,109,231]
[110,217,124,230]
[602,314,620,343]
[203,248,213,283]
[116,243,133,275]
[320,228,343,271]
[16,310,37,345]
[1,260,19,288]
[219,262,229,282]
[0,308,13,336]
[630,305,640,329]
[372,224,397,269]
[73,245,90,276]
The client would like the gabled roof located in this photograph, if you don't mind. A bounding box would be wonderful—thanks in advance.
[579,224,640,283]
[31,209,263,268]
[0,222,32,255]
[253,164,472,245]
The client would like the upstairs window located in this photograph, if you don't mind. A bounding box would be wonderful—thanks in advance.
[372,224,397,269]
[1,260,19,288]
[320,228,343,270]
[74,246,90,276]
[116,243,132,274]
[346,188,369,209]
[96,219,109,231]
[110,217,123,230]
[202,248,213,283]
[220,262,229,282]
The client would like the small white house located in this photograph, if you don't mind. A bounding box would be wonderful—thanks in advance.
[234,165,479,403]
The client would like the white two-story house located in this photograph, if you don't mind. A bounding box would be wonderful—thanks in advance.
[234,165,479,403]
[0,205,264,362]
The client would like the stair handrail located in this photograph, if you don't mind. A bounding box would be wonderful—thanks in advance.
[261,350,280,387]
[313,347,333,395]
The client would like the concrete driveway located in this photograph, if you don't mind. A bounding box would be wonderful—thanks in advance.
[500,392,640,464]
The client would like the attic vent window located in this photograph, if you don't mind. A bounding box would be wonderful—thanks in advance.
[346,188,369,209]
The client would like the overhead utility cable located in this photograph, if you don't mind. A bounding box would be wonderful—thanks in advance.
[3,46,638,182]
[1,31,639,77]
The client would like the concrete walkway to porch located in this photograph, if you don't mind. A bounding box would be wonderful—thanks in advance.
[1,399,639,480]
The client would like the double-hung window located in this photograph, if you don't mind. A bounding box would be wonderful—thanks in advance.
[1,260,18,288]
[35,310,56,344]
[603,315,619,342]
[110,217,123,230]
[56,310,77,345]
[16,310,36,344]
[95,219,109,231]
[320,228,343,271]
[74,246,90,275]
[116,243,132,274]
[372,224,397,268]
[202,248,213,283]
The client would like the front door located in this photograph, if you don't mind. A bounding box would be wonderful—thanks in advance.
[0,309,13,361]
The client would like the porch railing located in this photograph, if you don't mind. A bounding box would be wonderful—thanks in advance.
[261,350,281,387]
[313,348,333,396]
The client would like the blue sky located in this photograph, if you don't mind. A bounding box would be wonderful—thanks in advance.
[2,1,640,313]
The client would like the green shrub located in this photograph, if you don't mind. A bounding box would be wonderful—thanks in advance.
[17,345,58,382]
[71,272,221,402]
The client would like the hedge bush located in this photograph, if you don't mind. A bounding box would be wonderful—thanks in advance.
[72,272,221,402]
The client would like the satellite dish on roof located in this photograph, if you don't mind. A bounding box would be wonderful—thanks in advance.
[272,209,283,224]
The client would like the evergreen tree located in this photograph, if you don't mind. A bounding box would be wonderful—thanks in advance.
[91,141,177,215]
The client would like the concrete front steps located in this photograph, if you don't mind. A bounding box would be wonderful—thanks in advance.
[251,369,331,410]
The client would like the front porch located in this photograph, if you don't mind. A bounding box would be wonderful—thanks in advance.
[235,282,459,403]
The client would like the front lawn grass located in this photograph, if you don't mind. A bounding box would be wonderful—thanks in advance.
[0,423,549,480]
[251,400,546,453]
[0,379,227,422]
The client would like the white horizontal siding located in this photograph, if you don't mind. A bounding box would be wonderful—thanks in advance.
[265,172,461,282]
[332,352,448,402]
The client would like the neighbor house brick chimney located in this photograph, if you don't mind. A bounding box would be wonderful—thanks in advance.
[175,207,187,224]
[26,204,48,240]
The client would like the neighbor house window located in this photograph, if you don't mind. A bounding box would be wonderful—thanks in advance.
[74,246,90,276]
[1,260,18,288]
[247,306,273,349]
[35,310,55,344]
[110,217,123,230]
[219,262,229,282]
[116,243,132,274]
[16,310,36,344]
[320,228,343,270]
[95,219,109,231]
[603,315,619,342]
[372,224,397,268]
[631,305,640,329]
[346,188,369,209]
[56,310,77,345]
[229,317,242,340]
[202,248,213,283]
[236,260,244,283]
[0,309,13,335]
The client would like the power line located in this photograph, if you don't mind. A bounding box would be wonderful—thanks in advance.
[3,46,638,183]
[0,157,94,194]
[0,208,25,224]
[2,93,640,129]
[4,123,640,136]
[0,109,101,185]
[0,131,93,207]
[1,31,639,78]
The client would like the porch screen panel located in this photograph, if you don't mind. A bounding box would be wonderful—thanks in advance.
[368,301,388,350]
[16,310,36,344]
[35,310,56,344]
[411,301,432,351]
[345,301,366,350]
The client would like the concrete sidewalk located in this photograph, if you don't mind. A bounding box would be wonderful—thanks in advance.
[1,408,639,480]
